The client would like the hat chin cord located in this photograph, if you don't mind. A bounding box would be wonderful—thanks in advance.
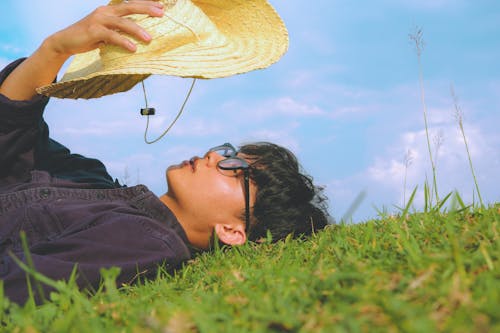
[142,78,197,144]
[142,12,200,144]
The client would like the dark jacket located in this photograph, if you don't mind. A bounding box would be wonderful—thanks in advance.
[0,59,191,304]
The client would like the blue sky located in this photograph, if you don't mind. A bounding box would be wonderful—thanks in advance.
[1,1,499,222]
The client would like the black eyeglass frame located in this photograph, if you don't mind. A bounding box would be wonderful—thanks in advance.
[208,143,251,234]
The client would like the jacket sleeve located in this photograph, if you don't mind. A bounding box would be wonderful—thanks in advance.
[0,58,50,184]
[0,59,117,188]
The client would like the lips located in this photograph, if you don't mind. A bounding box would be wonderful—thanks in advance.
[189,157,200,172]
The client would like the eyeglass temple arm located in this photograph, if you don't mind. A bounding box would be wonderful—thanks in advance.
[243,169,250,234]
[209,143,236,153]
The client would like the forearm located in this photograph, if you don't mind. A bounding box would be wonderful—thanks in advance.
[0,37,69,101]
[0,1,163,102]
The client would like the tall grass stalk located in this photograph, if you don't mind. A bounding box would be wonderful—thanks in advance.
[450,85,484,208]
[433,130,444,170]
[409,27,440,205]
[341,190,367,223]
[402,149,414,207]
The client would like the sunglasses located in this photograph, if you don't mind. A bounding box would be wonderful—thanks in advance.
[208,143,251,234]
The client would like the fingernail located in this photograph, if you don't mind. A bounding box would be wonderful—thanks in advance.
[126,40,137,51]
[152,7,164,16]
[142,31,152,41]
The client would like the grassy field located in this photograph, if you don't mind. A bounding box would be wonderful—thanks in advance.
[1,197,498,332]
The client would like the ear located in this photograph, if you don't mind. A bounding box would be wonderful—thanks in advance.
[214,223,247,245]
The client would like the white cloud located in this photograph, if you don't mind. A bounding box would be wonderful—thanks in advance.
[60,119,139,136]
[46,98,142,138]
[168,117,224,137]
[0,44,22,55]
[330,117,500,222]
[225,96,327,121]
[161,143,207,162]
[274,97,326,116]
[104,153,157,186]
[285,70,315,89]
[367,158,406,186]
[330,106,369,118]
[248,121,301,152]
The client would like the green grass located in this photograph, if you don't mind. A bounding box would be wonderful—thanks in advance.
[2,199,499,332]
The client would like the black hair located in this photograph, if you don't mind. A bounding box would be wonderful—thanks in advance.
[239,142,330,242]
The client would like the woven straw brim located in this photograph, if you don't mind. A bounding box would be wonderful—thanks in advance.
[37,0,288,99]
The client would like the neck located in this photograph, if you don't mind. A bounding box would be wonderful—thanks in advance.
[159,193,210,249]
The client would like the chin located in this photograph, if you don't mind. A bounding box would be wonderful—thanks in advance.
[167,163,181,172]
[165,166,184,192]
[165,167,174,187]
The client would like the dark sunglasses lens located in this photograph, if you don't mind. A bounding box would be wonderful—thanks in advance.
[218,157,247,169]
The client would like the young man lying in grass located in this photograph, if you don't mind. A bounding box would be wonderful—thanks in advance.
[0,0,329,304]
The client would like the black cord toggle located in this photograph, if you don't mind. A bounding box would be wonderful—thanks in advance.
[140,78,196,144]
[140,107,155,116]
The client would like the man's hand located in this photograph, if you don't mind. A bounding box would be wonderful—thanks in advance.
[46,0,164,57]
[0,0,164,101]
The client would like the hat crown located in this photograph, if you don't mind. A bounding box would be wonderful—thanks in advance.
[64,0,224,80]
[38,0,289,99]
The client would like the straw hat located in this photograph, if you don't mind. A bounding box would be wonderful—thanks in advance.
[36,0,289,99]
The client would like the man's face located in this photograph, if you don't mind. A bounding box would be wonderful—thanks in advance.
[165,148,256,232]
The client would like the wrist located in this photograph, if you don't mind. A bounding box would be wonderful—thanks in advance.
[40,34,72,65]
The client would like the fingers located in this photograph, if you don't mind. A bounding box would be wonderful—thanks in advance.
[98,29,138,52]
[109,1,164,48]
[102,15,153,50]
[93,1,165,52]
[45,1,165,57]
[110,0,164,18]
